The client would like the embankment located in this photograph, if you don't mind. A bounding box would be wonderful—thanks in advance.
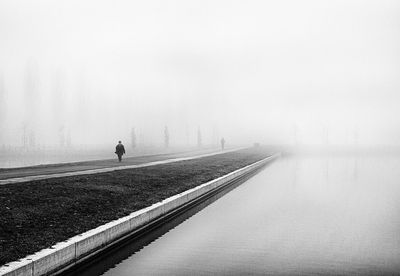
[0,148,278,275]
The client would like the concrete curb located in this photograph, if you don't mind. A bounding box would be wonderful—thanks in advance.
[0,153,280,276]
[0,148,246,185]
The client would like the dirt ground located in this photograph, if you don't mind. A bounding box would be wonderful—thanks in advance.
[0,147,271,266]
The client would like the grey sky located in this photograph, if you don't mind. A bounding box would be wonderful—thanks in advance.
[0,0,399,146]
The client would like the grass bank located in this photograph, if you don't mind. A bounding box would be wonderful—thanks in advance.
[0,147,271,266]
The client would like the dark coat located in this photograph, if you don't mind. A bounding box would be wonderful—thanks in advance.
[115,144,125,155]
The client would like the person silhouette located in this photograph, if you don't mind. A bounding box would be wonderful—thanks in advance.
[115,141,126,162]
[220,137,225,150]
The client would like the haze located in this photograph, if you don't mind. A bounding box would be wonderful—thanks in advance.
[0,0,399,148]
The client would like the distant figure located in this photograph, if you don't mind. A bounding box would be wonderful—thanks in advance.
[220,137,225,150]
[115,141,126,162]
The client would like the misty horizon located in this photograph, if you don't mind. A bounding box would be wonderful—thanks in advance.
[1,0,400,148]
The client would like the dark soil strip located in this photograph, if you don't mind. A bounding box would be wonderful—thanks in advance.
[0,147,271,266]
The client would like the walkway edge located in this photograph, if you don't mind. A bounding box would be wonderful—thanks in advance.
[0,153,280,276]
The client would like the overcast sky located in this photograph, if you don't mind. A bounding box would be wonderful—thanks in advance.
[0,0,399,146]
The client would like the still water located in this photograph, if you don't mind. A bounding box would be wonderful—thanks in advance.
[77,155,400,275]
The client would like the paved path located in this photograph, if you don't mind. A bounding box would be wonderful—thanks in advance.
[0,148,244,185]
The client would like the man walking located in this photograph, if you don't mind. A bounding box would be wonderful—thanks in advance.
[115,141,126,162]
[220,137,225,150]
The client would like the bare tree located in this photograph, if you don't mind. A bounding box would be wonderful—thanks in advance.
[74,74,88,140]
[24,59,39,149]
[66,129,72,148]
[0,74,6,148]
[164,126,169,148]
[197,127,202,148]
[22,123,28,148]
[131,127,137,149]
[185,125,190,146]
[212,125,219,146]
[59,126,65,147]
[52,68,66,147]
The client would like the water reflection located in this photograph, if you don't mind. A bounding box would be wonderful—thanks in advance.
[72,155,400,275]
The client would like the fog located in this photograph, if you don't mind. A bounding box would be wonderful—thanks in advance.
[0,0,400,149]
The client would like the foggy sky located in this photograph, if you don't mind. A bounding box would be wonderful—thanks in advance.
[0,0,399,147]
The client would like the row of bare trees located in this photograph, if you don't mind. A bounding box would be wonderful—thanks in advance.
[130,126,203,150]
[0,61,78,150]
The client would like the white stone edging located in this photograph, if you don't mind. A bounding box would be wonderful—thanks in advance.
[0,153,280,276]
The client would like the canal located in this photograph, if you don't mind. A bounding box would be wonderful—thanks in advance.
[71,154,400,275]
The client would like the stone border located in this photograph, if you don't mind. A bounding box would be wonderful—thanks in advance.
[0,148,245,185]
[0,153,280,276]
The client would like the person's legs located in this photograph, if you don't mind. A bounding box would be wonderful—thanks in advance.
[118,154,122,162]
